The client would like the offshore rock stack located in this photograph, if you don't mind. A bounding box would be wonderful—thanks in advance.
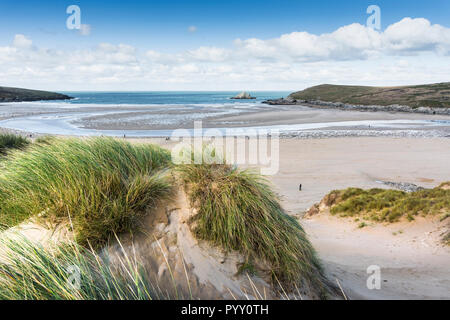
[231,92,256,100]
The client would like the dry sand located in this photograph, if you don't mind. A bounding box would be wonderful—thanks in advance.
[303,214,449,300]
[268,137,450,213]
[140,137,450,213]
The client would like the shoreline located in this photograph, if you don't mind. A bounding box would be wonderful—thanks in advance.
[1,126,450,140]
[263,98,450,115]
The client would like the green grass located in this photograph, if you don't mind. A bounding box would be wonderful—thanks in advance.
[0,235,163,300]
[443,232,450,246]
[34,135,55,145]
[0,137,172,247]
[0,133,29,156]
[177,163,328,296]
[358,222,368,229]
[325,185,450,223]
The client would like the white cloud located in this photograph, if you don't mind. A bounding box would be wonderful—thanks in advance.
[188,26,197,33]
[234,18,450,62]
[1,17,450,90]
[384,18,450,54]
[79,24,91,36]
[13,34,32,49]
[187,47,230,62]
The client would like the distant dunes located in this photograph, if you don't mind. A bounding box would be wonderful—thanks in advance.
[289,82,450,108]
[0,86,72,102]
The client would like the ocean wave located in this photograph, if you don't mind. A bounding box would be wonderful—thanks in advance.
[0,101,263,110]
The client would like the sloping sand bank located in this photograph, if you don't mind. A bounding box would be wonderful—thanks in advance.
[106,189,278,300]
[303,214,449,299]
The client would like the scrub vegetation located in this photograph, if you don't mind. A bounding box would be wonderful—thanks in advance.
[324,186,450,223]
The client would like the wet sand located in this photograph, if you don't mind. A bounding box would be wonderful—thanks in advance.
[1,102,450,135]
[77,105,450,130]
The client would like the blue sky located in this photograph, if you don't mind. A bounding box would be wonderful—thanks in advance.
[1,0,449,51]
[0,0,449,90]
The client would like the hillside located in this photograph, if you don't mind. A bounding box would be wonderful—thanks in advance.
[0,86,72,102]
[288,83,450,108]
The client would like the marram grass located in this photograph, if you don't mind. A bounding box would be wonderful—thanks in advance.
[178,163,329,296]
[0,235,161,300]
[0,133,29,156]
[326,185,450,222]
[0,137,172,247]
[0,139,333,297]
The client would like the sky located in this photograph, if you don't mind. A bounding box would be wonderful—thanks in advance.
[0,0,449,91]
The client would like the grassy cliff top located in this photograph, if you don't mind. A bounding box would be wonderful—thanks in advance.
[289,82,450,108]
[0,86,72,102]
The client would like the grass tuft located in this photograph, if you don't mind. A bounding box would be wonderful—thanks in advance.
[327,186,450,223]
[443,232,450,246]
[0,137,172,247]
[178,163,328,295]
[0,235,159,300]
[0,133,29,156]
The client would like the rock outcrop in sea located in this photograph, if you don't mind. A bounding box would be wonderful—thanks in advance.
[231,92,256,100]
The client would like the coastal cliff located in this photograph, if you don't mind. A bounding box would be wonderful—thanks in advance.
[0,86,73,102]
